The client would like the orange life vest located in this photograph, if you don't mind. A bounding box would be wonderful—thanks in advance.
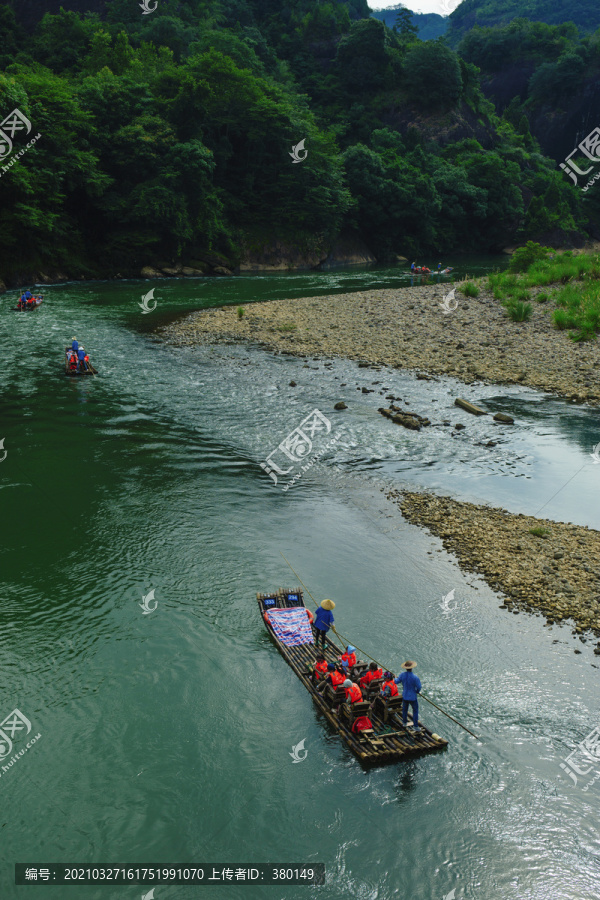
[360,668,383,689]
[314,660,328,679]
[341,651,356,668]
[330,670,345,687]
[352,715,373,733]
[345,683,362,704]
[382,679,398,697]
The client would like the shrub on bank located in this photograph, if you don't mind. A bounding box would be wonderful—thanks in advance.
[459,280,480,297]
[508,240,551,273]
[504,299,533,322]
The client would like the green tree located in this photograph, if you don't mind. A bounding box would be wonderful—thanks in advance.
[394,7,418,41]
[403,40,463,110]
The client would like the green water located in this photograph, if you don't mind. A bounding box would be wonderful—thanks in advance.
[1,265,600,900]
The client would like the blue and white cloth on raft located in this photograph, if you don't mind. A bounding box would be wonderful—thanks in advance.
[265,608,314,646]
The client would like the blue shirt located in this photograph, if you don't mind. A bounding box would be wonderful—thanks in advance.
[314,607,334,632]
[24,291,32,299]
[78,348,86,360]
[395,670,421,701]
[72,341,78,352]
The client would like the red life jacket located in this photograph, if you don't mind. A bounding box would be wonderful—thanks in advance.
[360,668,383,689]
[314,660,328,679]
[330,670,345,687]
[345,683,362,704]
[68,353,77,370]
[382,679,398,697]
[341,651,356,668]
[352,715,373,733]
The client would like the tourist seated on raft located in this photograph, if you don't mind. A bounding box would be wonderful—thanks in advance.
[312,654,328,684]
[339,645,357,670]
[317,663,345,693]
[66,349,78,372]
[343,679,363,705]
[380,672,399,698]
[359,662,383,692]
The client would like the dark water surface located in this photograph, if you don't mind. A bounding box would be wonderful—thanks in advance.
[1,266,600,900]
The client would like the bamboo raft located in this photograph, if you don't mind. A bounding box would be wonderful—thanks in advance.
[257,588,448,765]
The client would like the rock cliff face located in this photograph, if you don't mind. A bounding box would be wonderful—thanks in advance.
[239,231,375,272]
[9,0,107,31]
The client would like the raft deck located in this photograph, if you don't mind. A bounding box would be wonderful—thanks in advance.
[257,588,448,765]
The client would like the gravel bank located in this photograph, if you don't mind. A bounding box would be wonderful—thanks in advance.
[393,490,600,645]
[160,282,600,405]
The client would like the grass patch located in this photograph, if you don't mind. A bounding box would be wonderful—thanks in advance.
[279,323,297,332]
[237,306,244,319]
[529,526,551,537]
[488,271,521,301]
[552,280,600,341]
[505,300,533,322]
[499,243,600,340]
[458,280,479,297]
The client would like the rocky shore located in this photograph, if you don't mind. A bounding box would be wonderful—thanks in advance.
[393,490,600,646]
[160,281,600,405]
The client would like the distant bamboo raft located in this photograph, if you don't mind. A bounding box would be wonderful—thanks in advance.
[257,588,447,765]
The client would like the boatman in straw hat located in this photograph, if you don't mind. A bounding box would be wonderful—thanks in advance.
[313,598,335,649]
[394,661,421,733]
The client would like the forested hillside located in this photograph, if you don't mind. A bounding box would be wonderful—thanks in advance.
[447,0,600,45]
[0,0,593,284]
[371,6,447,42]
[457,16,600,237]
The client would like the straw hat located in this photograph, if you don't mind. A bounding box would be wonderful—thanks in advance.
[401,660,417,670]
[320,598,335,610]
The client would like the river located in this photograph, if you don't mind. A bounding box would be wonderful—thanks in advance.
[1,263,599,900]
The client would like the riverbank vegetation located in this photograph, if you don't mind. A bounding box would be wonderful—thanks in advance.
[488,243,600,339]
[0,0,594,284]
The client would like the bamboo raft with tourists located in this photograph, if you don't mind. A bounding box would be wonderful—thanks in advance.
[257,586,449,765]
[64,338,97,376]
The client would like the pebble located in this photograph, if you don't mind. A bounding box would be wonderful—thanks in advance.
[392,490,600,638]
